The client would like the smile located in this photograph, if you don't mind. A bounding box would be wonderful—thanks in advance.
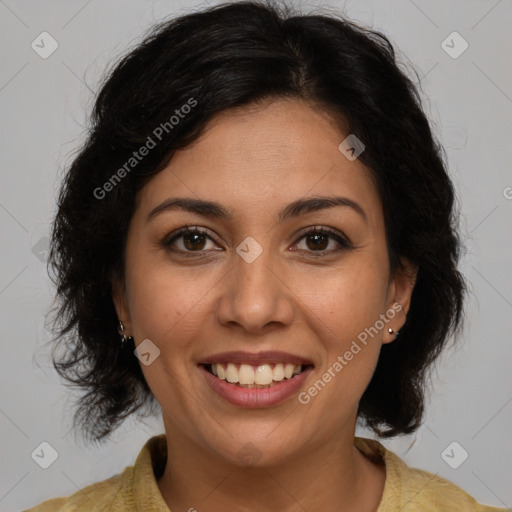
[203,362,312,388]
[199,361,314,408]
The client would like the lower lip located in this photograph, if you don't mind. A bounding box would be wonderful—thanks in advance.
[199,365,313,408]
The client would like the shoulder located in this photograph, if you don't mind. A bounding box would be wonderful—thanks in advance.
[386,457,506,511]
[22,470,128,512]
[23,435,169,512]
[354,436,508,512]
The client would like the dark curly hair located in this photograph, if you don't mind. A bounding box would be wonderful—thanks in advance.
[47,0,466,443]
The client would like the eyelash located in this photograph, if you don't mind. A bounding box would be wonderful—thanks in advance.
[161,225,352,258]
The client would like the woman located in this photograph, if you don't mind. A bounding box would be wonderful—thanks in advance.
[25,1,507,511]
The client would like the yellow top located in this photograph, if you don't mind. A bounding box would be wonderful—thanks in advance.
[24,434,507,511]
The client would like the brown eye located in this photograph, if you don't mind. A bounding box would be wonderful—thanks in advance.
[294,227,352,256]
[182,232,207,251]
[163,227,219,253]
[305,233,329,251]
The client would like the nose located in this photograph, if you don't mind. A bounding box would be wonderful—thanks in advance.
[215,248,294,334]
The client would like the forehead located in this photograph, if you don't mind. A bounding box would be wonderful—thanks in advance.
[135,98,381,224]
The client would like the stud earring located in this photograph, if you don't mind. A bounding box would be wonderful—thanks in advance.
[388,327,400,337]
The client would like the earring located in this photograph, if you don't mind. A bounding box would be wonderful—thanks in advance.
[388,327,400,337]
[118,321,134,345]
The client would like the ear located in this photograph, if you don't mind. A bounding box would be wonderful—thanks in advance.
[111,272,132,334]
[383,258,417,343]
[388,258,417,314]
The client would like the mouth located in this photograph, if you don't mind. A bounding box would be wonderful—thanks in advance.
[197,350,315,407]
[200,362,315,388]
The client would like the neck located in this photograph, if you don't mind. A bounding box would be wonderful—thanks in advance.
[157,418,385,512]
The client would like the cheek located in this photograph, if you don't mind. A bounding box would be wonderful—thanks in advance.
[126,256,218,352]
[293,257,388,403]
[296,270,387,422]
[296,259,388,343]
[124,264,208,407]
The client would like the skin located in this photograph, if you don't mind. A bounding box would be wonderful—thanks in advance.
[112,98,416,512]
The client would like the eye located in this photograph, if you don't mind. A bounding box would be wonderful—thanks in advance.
[292,227,352,256]
[162,225,352,257]
[162,226,221,253]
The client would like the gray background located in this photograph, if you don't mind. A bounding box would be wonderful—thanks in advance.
[1,0,511,510]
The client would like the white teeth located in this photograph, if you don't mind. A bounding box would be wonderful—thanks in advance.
[239,364,254,385]
[273,363,284,381]
[284,363,295,379]
[225,363,239,383]
[210,362,305,385]
[254,364,273,385]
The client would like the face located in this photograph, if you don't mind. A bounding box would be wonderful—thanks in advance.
[112,98,415,466]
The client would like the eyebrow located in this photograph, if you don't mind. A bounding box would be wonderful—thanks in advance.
[146,195,367,224]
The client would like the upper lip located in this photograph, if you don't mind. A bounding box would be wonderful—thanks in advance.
[199,351,314,366]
